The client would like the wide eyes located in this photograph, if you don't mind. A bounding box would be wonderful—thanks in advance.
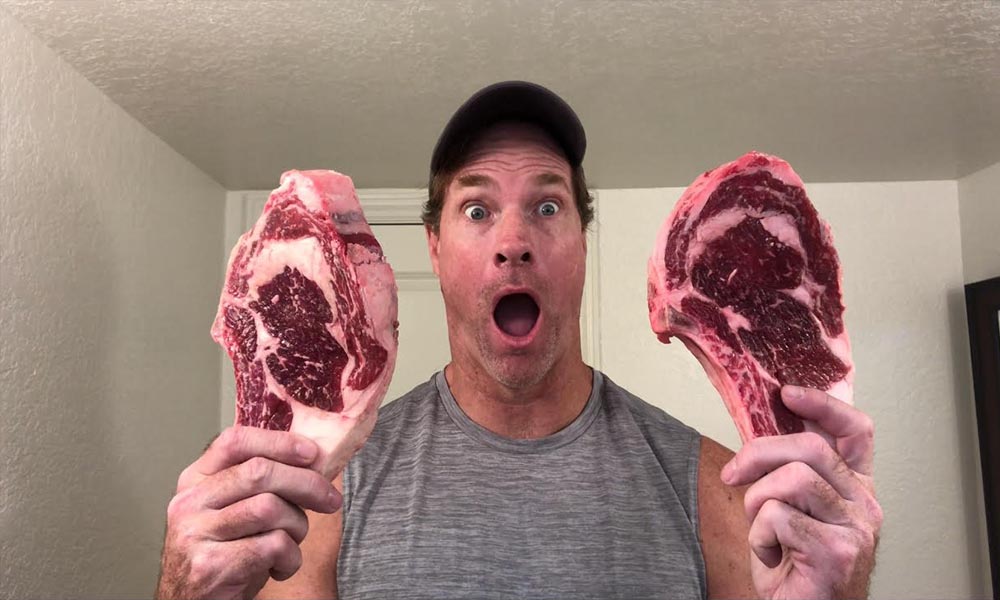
[464,204,488,221]
[538,201,559,217]
[462,200,560,221]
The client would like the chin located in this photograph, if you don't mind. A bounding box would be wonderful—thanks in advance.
[491,366,548,390]
[479,347,558,390]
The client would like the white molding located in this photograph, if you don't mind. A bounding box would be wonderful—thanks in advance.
[357,189,426,225]
[394,271,441,292]
[234,188,428,230]
[581,190,602,369]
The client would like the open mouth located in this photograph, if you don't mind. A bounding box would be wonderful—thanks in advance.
[493,293,540,337]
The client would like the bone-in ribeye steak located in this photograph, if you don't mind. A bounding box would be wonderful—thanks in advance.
[647,152,853,442]
[212,170,398,478]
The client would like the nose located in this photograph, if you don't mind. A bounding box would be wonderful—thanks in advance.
[495,247,532,265]
[493,213,533,267]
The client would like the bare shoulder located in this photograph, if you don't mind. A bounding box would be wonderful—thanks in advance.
[697,436,755,600]
[257,473,344,600]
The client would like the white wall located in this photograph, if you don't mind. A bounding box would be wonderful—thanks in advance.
[958,161,1000,285]
[0,12,226,599]
[597,181,990,599]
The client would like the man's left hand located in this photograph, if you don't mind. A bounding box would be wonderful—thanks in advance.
[721,385,884,600]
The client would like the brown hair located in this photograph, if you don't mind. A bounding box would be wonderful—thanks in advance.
[422,128,595,234]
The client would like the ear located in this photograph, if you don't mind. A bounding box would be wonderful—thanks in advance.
[426,224,441,277]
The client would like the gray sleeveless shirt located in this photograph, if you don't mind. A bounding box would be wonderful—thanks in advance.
[338,370,707,599]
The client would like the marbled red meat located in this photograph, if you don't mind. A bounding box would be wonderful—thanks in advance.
[213,170,398,478]
[648,152,853,442]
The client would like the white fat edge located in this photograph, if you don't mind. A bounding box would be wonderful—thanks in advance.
[673,174,714,227]
[719,305,752,332]
[824,332,853,369]
[334,305,396,417]
[825,378,854,405]
[333,319,360,410]
[655,282,698,334]
[214,231,260,339]
[713,310,783,396]
[776,285,854,400]
[684,208,748,271]
[654,174,716,286]
[759,213,804,253]
[786,277,849,362]
[280,171,366,227]
[287,393,360,434]
[347,244,381,265]
[783,284,814,307]
[821,327,855,405]
[324,266,393,417]
[766,161,805,188]
[260,355,293,404]
[679,335,756,443]
[354,261,400,352]
[339,380,382,418]
[287,392,379,478]
[279,171,325,213]
[245,238,330,292]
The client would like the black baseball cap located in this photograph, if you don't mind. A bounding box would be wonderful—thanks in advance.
[430,81,587,175]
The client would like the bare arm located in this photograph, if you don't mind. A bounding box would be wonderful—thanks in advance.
[257,473,344,600]
[698,436,756,599]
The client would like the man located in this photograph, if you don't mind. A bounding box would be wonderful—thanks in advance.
[157,82,882,599]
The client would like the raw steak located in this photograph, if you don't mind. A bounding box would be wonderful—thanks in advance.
[647,151,853,442]
[212,170,398,479]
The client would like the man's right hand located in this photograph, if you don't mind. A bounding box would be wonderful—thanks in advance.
[155,426,342,600]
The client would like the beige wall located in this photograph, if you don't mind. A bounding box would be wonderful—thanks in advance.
[4,4,995,596]
[0,12,225,599]
[597,182,990,599]
[958,161,1000,284]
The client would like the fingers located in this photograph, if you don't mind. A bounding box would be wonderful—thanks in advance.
[743,461,853,527]
[202,457,341,513]
[178,426,319,491]
[161,426,330,600]
[748,499,799,568]
[781,385,874,476]
[189,530,303,592]
[208,493,310,544]
[749,499,875,590]
[251,530,303,582]
[723,432,868,502]
[748,499,839,569]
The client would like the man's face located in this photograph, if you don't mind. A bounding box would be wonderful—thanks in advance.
[427,122,587,390]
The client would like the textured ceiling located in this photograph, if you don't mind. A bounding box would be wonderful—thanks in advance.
[3,0,999,189]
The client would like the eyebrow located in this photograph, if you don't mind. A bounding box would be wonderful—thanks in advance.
[534,172,570,191]
[454,172,570,192]
[456,174,497,189]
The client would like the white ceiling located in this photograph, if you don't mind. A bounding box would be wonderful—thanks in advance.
[4,0,999,189]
